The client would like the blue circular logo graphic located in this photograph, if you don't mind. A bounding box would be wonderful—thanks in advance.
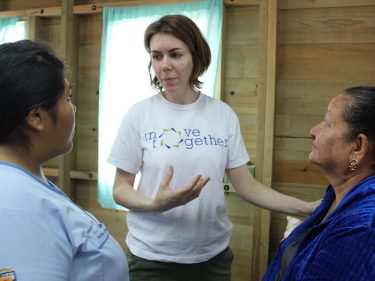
[158,128,183,149]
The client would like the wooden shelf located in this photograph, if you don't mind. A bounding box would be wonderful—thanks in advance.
[43,167,97,181]
[0,0,259,19]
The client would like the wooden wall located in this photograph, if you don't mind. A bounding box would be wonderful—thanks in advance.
[1,0,375,280]
[224,5,259,280]
[271,0,375,259]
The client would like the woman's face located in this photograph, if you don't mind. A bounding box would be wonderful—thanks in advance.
[149,33,194,96]
[309,94,355,173]
[48,80,76,157]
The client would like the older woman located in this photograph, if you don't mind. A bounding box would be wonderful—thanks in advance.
[263,86,375,281]
[0,40,129,281]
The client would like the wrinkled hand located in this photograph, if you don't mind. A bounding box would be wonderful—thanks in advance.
[152,167,210,212]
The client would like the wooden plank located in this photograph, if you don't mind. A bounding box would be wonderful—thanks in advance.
[224,5,260,167]
[44,168,98,180]
[225,45,259,78]
[73,0,203,15]
[277,44,375,81]
[278,6,375,44]
[0,0,259,18]
[220,7,227,101]
[225,10,258,158]
[0,0,60,10]
[37,17,61,45]
[75,181,100,201]
[77,137,99,170]
[275,150,312,163]
[224,78,257,108]
[275,114,322,138]
[58,0,72,198]
[252,0,277,280]
[58,0,79,199]
[44,167,59,177]
[258,1,276,278]
[3,0,373,18]
[262,0,277,186]
[225,6,259,45]
[234,109,257,157]
[274,182,327,198]
[0,6,61,18]
[76,14,102,170]
[231,249,253,281]
[27,16,42,40]
[275,137,313,157]
[73,0,259,15]
[226,192,255,281]
[279,0,375,10]
[273,159,329,185]
[224,0,259,7]
[275,80,364,116]
[223,5,260,280]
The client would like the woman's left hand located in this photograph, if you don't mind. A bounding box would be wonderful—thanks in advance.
[152,167,211,212]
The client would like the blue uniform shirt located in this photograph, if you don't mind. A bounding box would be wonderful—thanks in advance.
[0,162,129,281]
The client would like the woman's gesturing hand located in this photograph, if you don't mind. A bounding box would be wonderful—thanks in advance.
[152,167,210,212]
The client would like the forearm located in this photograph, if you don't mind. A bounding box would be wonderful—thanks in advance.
[228,165,314,217]
[112,167,209,212]
[240,179,312,217]
[113,183,155,211]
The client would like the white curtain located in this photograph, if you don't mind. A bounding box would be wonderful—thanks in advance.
[0,17,25,44]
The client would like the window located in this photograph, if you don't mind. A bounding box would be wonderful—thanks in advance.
[0,17,26,44]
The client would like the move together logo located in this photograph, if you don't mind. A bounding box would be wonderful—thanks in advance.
[144,128,228,150]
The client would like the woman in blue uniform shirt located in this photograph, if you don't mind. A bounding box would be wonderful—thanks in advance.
[0,40,129,281]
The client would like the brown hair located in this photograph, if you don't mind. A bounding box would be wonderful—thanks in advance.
[144,14,211,92]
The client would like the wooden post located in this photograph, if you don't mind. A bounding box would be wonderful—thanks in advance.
[28,16,42,41]
[219,7,227,101]
[59,0,79,199]
[252,0,278,280]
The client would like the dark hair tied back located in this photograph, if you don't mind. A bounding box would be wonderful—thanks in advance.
[342,86,375,157]
[0,40,65,143]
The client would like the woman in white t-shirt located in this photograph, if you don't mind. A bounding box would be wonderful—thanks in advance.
[109,14,318,281]
[0,40,129,281]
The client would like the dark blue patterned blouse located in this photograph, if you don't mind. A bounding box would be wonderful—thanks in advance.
[263,175,375,281]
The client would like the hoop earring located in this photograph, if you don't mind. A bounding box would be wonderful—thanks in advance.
[349,159,358,171]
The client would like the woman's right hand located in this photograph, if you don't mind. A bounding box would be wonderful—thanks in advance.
[151,167,210,212]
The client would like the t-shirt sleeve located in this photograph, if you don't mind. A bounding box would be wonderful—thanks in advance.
[107,106,143,174]
[226,107,250,169]
[0,209,71,281]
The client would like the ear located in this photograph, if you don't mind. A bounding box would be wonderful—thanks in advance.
[351,133,369,163]
[24,107,45,132]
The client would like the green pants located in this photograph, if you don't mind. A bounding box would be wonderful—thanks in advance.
[127,247,234,281]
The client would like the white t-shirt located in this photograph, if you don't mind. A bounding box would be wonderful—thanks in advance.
[108,93,249,263]
[0,162,129,281]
